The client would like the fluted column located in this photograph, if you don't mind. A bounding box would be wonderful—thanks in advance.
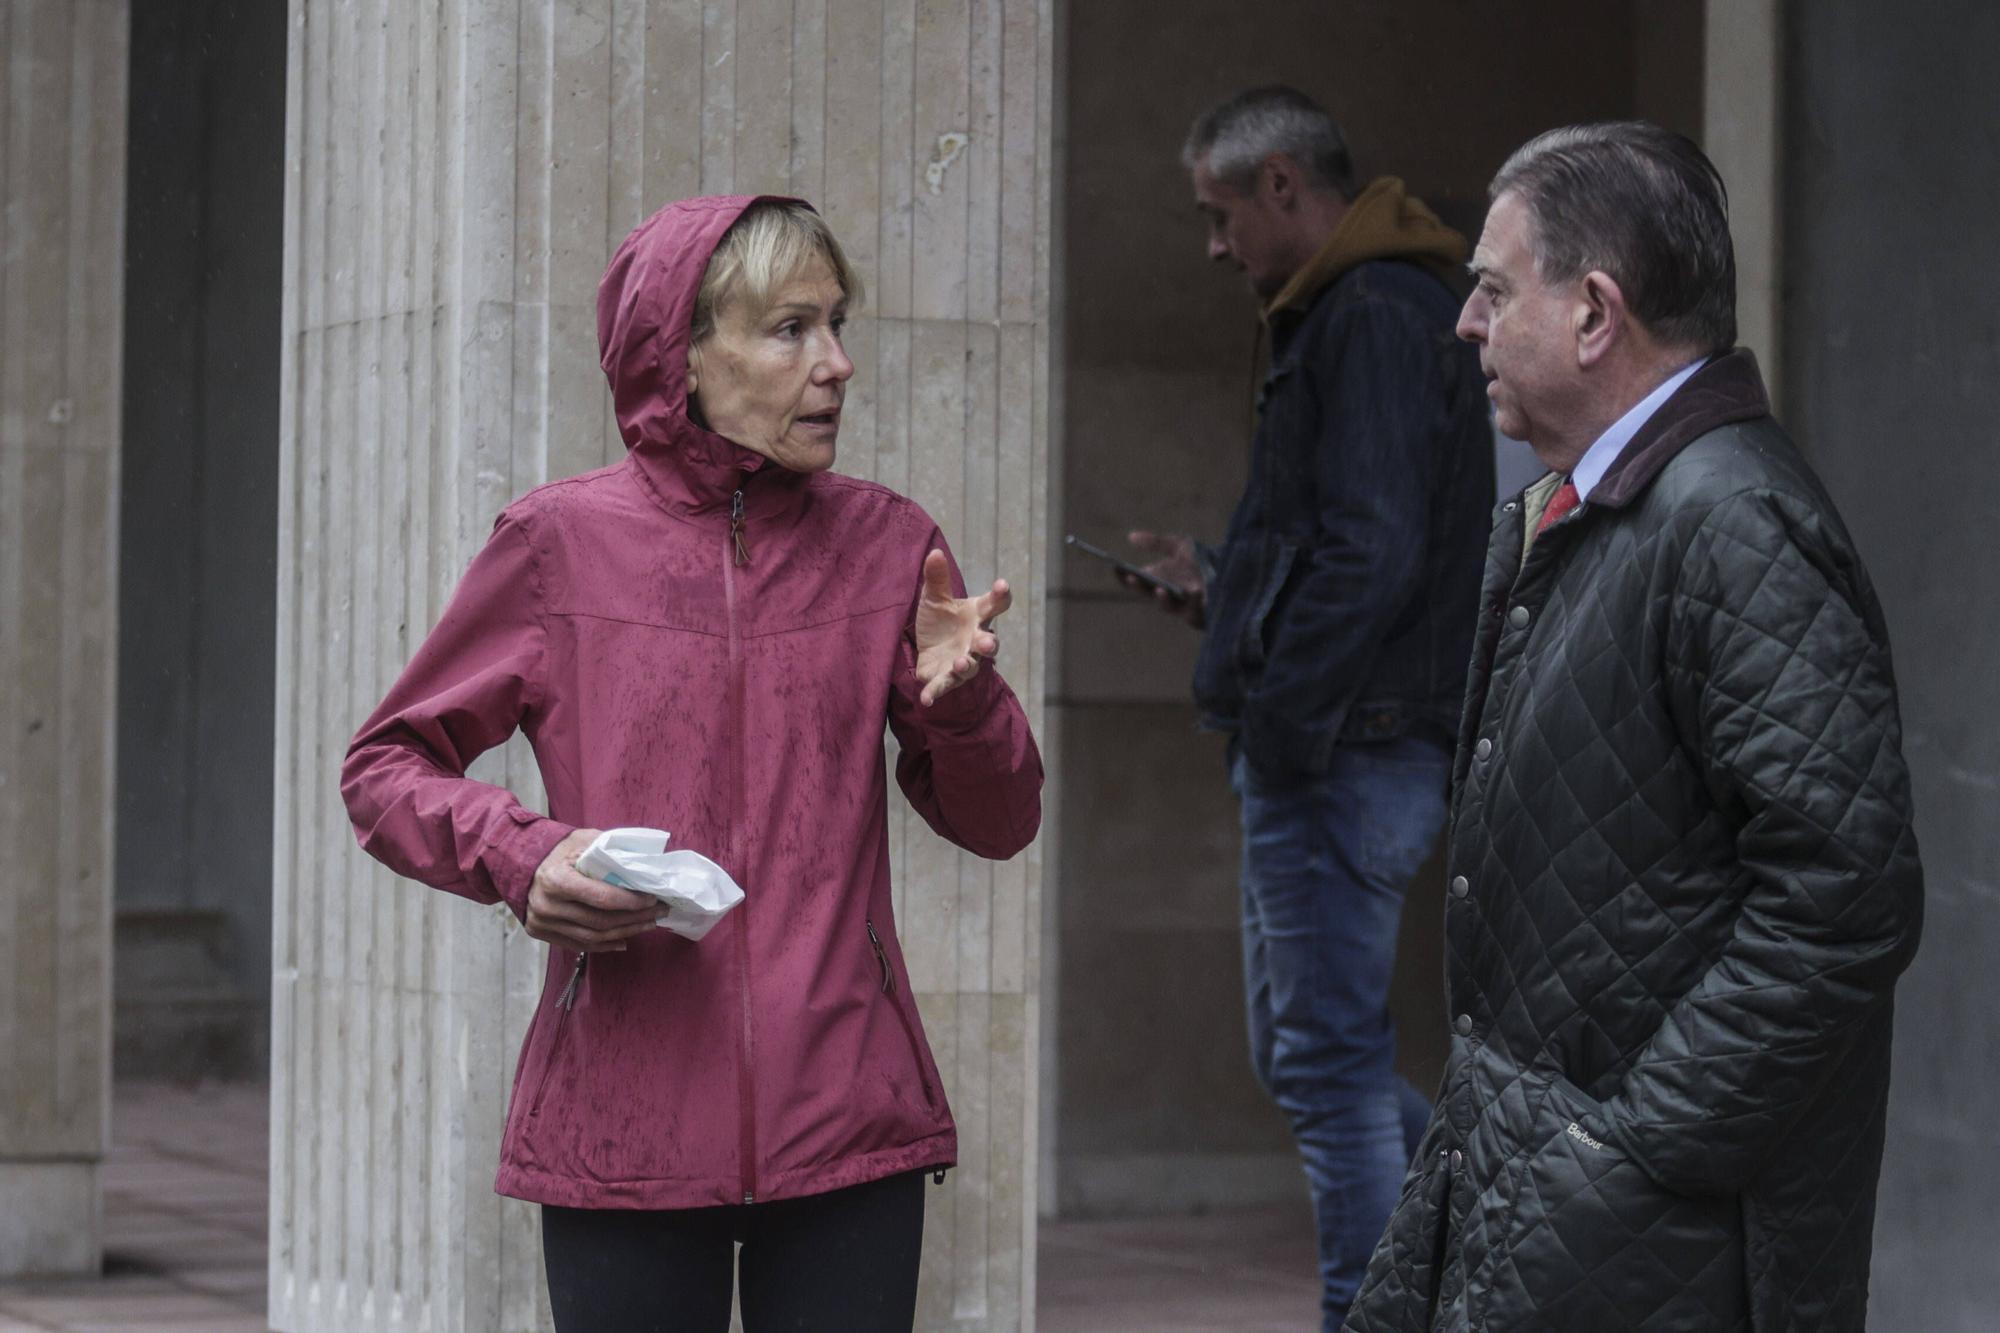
[0,0,127,1283]
[269,3,1054,1329]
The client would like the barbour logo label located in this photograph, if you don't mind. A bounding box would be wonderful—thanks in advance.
[1566,1122,1605,1151]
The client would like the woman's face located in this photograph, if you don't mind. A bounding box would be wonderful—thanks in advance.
[687,254,854,473]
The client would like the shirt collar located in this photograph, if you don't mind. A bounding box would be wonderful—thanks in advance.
[1571,356,1710,501]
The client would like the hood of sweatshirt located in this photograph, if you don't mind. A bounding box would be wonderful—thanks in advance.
[1263,175,1467,321]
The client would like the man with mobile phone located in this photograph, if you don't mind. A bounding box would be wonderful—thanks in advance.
[1122,87,1493,1330]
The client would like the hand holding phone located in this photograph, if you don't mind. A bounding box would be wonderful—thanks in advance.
[1065,534,1189,599]
[1066,532,1206,628]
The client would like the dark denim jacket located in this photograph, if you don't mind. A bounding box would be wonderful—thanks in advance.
[1194,259,1493,779]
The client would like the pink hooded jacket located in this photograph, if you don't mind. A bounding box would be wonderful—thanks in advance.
[341,195,1043,1209]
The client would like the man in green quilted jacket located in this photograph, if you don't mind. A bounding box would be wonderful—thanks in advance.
[1343,120,1923,1333]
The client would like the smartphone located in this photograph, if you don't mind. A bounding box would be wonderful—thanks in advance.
[1065,534,1189,600]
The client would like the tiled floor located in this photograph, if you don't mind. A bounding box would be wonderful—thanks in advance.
[1038,1203,1321,1332]
[1,1081,1320,1331]
[0,1082,270,1332]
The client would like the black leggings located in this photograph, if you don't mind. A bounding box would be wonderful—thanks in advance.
[541,1170,928,1332]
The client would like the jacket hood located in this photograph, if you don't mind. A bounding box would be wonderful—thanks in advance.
[596,194,807,511]
[1264,176,1467,320]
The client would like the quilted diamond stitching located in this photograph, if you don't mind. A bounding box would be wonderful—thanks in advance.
[1345,437,1917,1333]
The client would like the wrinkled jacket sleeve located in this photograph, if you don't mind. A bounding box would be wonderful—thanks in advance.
[1239,298,1439,777]
[341,510,577,919]
[1600,490,1923,1194]
[887,527,1044,860]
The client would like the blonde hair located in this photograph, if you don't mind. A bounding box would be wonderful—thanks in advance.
[690,202,862,344]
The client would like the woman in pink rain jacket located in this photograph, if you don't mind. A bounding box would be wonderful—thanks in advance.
[341,196,1042,1331]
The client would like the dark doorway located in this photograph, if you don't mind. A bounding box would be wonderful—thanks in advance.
[116,0,287,1079]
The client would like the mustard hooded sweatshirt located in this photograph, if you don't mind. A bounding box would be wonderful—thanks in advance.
[1263,176,1467,323]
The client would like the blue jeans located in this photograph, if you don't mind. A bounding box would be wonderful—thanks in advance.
[1232,738,1449,1331]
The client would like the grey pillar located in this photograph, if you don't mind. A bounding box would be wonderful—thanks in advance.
[0,0,128,1281]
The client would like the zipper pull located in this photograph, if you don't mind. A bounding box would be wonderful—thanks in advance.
[558,953,586,1010]
[730,489,750,566]
[867,920,892,994]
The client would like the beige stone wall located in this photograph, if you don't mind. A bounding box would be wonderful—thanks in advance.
[0,0,127,1281]
[270,1,1051,1329]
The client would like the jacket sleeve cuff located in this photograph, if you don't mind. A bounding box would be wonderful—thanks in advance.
[490,810,577,921]
[1194,540,1223,590]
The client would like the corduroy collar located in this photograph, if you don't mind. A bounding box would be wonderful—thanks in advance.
[1587,348,1772,510]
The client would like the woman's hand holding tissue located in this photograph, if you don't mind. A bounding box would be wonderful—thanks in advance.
[526,828,663,953]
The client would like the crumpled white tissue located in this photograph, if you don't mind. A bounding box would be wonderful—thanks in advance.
[574,828,744,942]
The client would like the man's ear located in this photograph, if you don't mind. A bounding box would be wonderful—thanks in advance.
[1261,153,1298,210]
[1575,270,1626,369]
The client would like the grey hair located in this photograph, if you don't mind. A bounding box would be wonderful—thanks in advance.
[1181,85,1356,200]
[1491,121,1736,353]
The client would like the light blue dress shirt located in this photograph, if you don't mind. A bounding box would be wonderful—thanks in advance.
[1570,357,1709,501]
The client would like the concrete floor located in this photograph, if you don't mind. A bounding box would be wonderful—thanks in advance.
[0,1081,1320,1331]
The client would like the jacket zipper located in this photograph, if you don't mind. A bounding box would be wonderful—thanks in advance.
[528,953,586,1116]
[867,920,893,993]
[725,487,759,1204]
[868,918,941,1112]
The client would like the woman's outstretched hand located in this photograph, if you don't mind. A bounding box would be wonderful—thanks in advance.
[913,549,1011,707]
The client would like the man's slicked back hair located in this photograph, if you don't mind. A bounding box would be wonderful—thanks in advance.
[1182,85,1356,200]
[1491,121,1737,353]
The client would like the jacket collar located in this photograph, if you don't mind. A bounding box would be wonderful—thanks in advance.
[1587,348,1772,510]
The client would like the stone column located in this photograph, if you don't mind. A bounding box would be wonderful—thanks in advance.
[269,2,1053,1329]
[1704,0,1783,410]
[0,0,127,1282]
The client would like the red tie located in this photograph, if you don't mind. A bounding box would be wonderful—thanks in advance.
[1536,479,1580,536]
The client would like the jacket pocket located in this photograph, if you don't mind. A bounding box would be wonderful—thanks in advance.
[1399,1145,1453,1329]
[1254,359,1296,414]
[1236,541,1298,671]
[1477,1075,1748,1331]
[1459,1131,1535,1329]
[869,920,941,1113]
[526,954,585,1119]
